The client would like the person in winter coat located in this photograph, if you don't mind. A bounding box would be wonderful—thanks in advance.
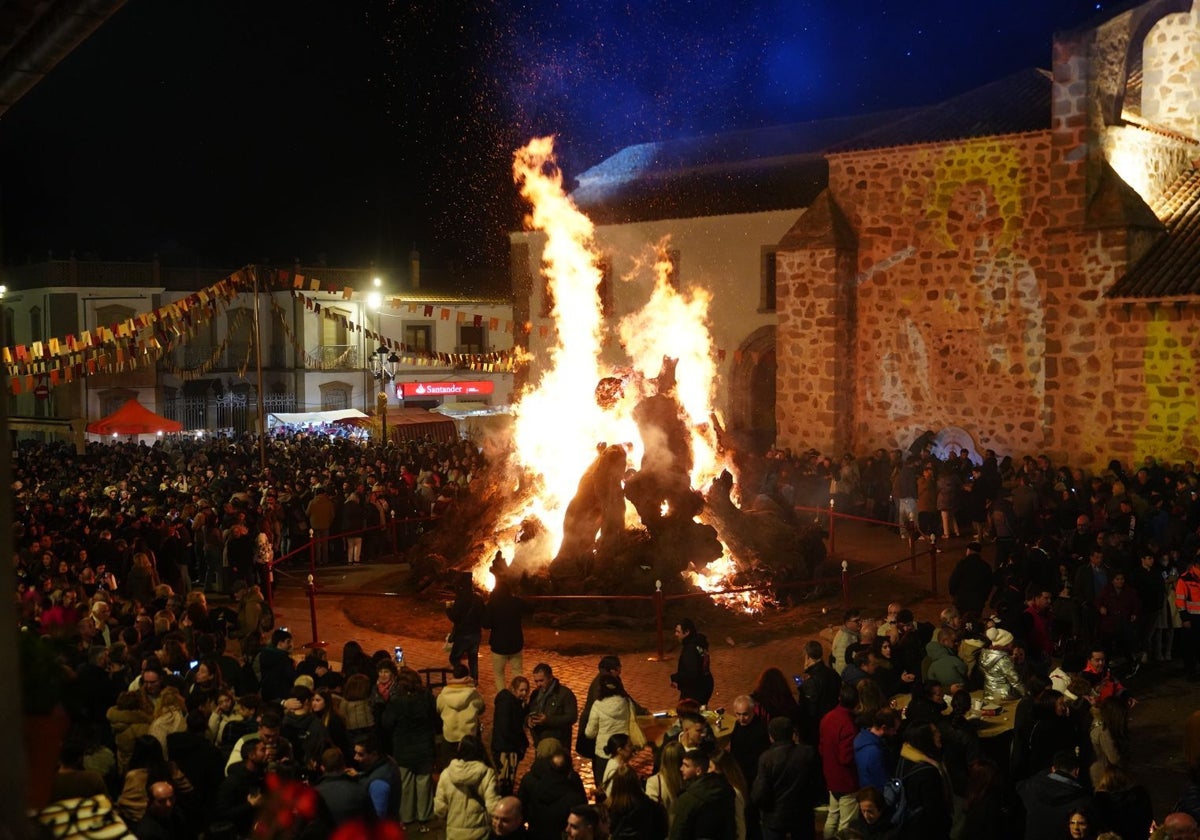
[925,628,968,691]
[437,663,486,759]
[948,542,993,616]
[752,717,822,840]
[671,618,714,705]
[607,764,668,839]
[305,487,336,566]
[979,627,1025,702]
[853,709,899,793]
[280,686,330,773]
[108,691,152,775]
[670,749,737,840]
[446,573,486,682]
[936,469,962,539]
[380,667,438,830]
[482,577,528,690]
[517,739,587,840]
[491,676,530,796]
[895,723,953,840]
[148,688,188,761]
[255,628,297,704]
[434,734,501,840]
[1016,749,1092,840]
[526,663,577,748]
[582,675,635,767]
[819,684,861,837]
[341,492,366,565]
[314,746,373,824]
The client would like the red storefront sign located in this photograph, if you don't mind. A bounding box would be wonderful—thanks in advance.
[399,380,495,398]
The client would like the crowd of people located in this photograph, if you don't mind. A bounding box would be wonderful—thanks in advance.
[13,430,1200,840]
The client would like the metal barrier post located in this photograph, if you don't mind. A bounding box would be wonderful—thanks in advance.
[841,560,850,610]
[909,532,917,575]
[308,528,316,574]
[265,563,274,609]
[389,510,397,556]
[828,499,836,556]
[304,574,325,649]
[654,580,666,661]
[928,535,938,596]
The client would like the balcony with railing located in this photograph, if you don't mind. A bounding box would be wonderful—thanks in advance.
[309,345,360,369]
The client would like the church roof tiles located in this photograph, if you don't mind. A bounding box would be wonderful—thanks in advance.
[1109,167,1200,299]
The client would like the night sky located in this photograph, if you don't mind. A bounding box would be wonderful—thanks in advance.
[0,0,1109,290]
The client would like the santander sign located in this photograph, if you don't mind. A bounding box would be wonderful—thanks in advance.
[399,380,495,398]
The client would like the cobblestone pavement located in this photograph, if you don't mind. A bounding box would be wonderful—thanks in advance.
[268,519,1197,836]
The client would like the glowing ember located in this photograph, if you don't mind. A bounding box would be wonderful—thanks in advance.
[474,137,749,607]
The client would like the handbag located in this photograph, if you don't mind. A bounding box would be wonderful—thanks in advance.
[626,702,647,748]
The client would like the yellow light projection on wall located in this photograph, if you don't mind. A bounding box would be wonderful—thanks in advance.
[1140,309,1199,458]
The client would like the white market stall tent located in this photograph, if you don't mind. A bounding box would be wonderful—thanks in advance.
[266,408,370,427]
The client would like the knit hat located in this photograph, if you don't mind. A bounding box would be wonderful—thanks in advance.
[986,627,1014,648]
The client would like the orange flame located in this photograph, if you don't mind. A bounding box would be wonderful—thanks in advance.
[477,137,751,608]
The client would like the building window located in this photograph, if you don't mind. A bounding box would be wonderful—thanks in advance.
[459,324,486,354]
[29,306,43,343]
[319,381,352,411]
[761,248,777,312]
[405,323,434,353]
[597,257,613,317]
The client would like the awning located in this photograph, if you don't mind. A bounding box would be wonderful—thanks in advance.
[86,399,183,435]
[383,407,458,443]
[267,409,370,427]
[431,402,512,418]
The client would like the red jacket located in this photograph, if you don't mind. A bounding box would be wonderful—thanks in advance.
[819,705,858,795]
[1177,569,1200,616]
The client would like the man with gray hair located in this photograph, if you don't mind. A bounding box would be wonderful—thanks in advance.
[729,694,770,839]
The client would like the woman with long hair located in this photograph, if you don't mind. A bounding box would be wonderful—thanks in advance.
[607,764,667,839]
[646,739,685,829]
[1089,696,1130,788]
[186,657,225,715]
[750,667,807,733]
[1092,766,1152,840]
[148,687,188,760]
[895,723,952,840]
[712,750,750,840]
[115,734,194,825]
[340,672,376,745]
[312,687,349,760]
[433,734,499,840]
[583,676,635,769]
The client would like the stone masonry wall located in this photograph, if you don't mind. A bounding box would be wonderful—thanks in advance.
[1142,7,1200,137]
[824,133,1057,457]
[775,246,855,454]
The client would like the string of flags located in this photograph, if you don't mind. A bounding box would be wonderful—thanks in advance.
[1,264,737,396]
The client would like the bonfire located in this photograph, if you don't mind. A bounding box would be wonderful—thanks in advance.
[408,138,825,613]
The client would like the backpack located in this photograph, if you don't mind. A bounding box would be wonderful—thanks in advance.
[882,759,932,827]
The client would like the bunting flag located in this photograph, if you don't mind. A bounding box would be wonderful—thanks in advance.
[2,262,732,395]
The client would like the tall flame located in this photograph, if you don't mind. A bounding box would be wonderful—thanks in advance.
[476,137,747,605]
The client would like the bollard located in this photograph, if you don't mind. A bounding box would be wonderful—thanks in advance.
[928,535,939,596]
[840,560,850,610]
[389,509,397,555]
[308,528,316,574]
[828,499,836,556]
[654,580,666,662]
[304,574,326,649]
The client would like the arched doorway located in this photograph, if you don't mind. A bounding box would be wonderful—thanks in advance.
[728,326,777,454]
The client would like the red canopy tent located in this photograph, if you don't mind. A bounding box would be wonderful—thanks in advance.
[86,399,183,436]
